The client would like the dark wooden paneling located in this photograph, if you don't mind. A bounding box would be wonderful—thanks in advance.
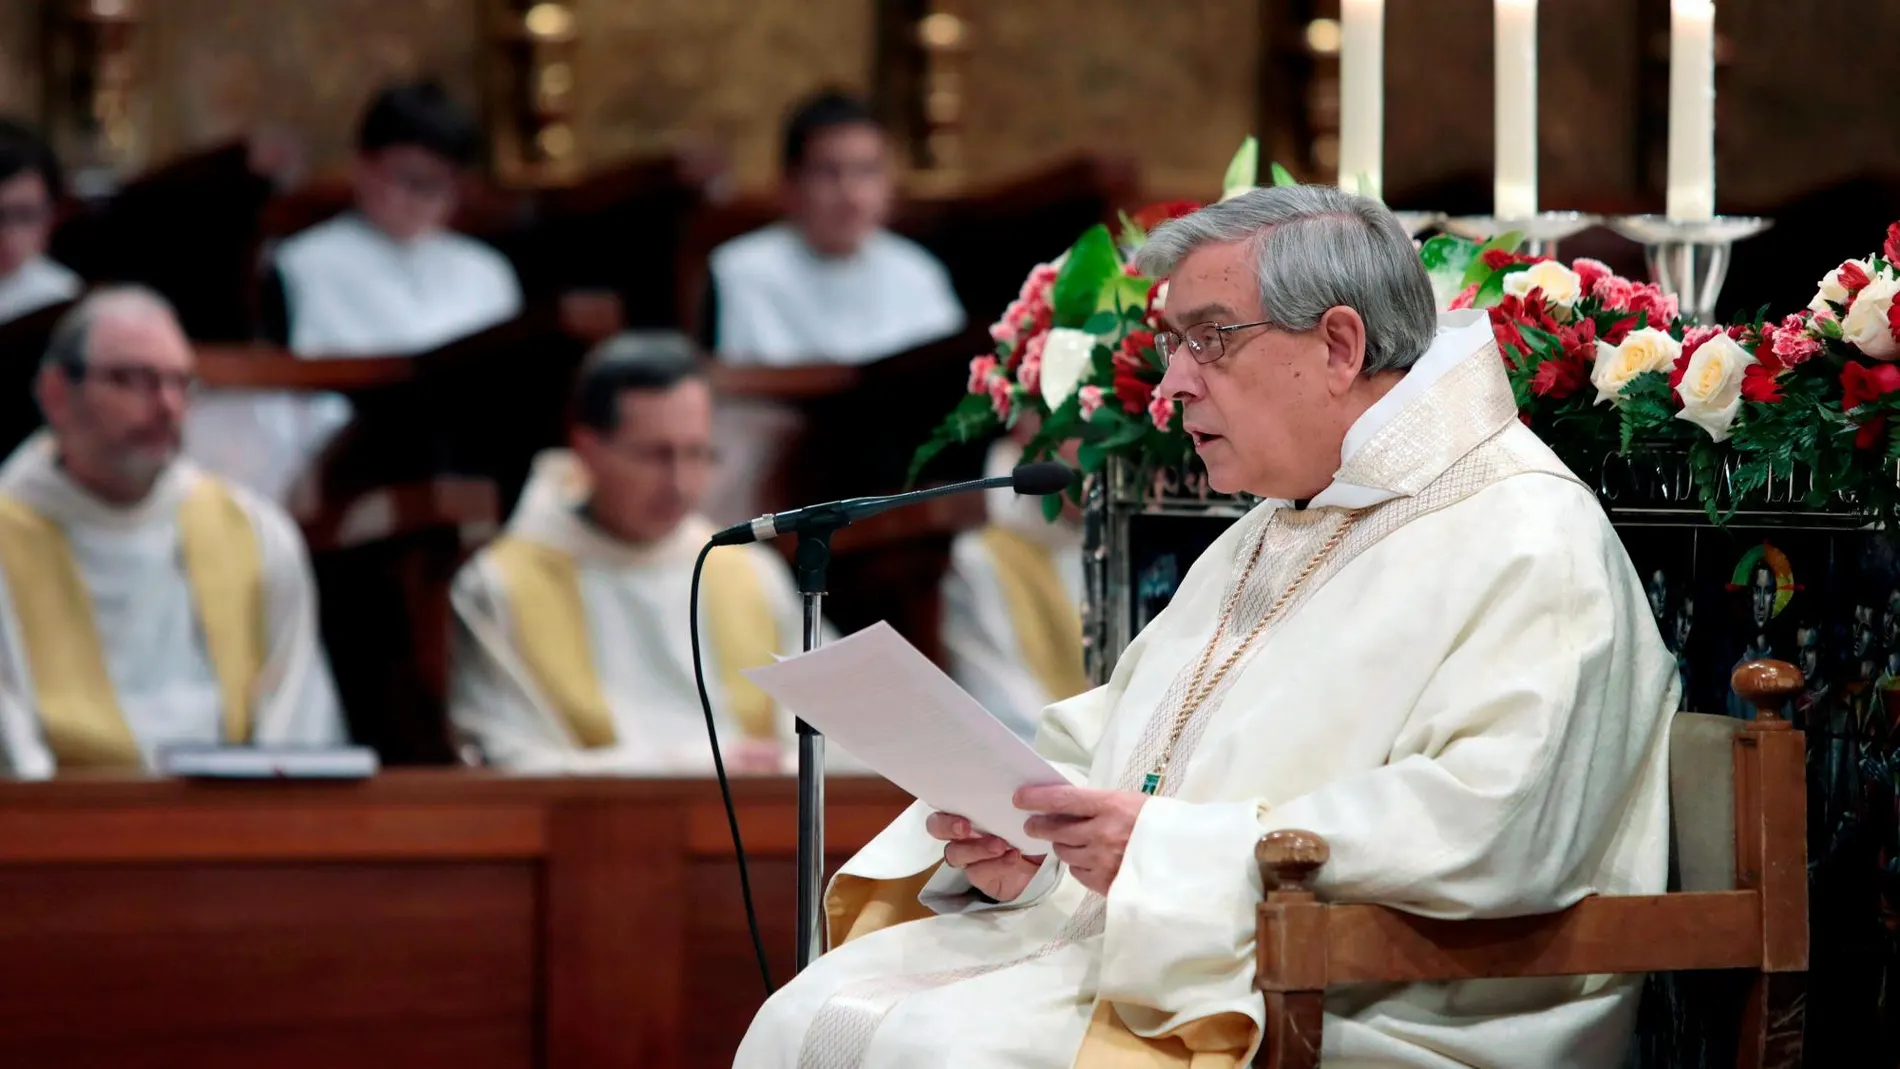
[0,862,538,1069]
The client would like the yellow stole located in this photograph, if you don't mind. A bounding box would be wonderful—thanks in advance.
[824,874,1255,1067]
[486,535,780,746]
[980,526,1090,703]
[0,479,266,768]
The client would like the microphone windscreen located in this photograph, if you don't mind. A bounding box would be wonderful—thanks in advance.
[1011,461,1077,496]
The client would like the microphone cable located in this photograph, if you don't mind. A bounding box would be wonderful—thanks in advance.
[689,540,775,995]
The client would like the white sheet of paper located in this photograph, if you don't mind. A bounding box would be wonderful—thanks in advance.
[743,621,1069,853]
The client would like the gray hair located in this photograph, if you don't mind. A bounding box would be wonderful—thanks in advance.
[1133,185,1437,374]
[42,284,180,377]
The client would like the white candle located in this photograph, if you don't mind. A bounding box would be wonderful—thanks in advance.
[1493,0,1538,220]
[1666,0,1716,220]
[1338,0,1384,202]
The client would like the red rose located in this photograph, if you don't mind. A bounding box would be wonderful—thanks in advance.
[1131,200,1202,232]
[1118,329,1157,371]
[1841,362,1900,449]
[1885,222,1900,267]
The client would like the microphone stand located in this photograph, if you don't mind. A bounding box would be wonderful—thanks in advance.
[792,530,830,973]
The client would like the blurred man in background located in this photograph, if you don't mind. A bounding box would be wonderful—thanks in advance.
[185,80,522,504]
[450,332,819,774]
[0,287,343,779]
[0,120,80,325]
[707,90,964,366]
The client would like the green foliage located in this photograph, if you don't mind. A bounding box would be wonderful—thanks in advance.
[904,392,998,488]
[1223,137,1259,198]
[1269,162,1298,187]
[1615,372,1681,454]
[1050,225,1121,326]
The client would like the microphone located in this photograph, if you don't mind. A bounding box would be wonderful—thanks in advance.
[709,461,1076,547]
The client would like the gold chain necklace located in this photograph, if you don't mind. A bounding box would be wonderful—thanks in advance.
[1140,509,1362,796]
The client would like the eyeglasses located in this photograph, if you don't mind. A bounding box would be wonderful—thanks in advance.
[1153,319,1275,365]
[605,442,720,470]
[75,363,198,397]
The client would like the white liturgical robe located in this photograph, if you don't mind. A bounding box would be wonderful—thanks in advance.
[450,451,866,775]
[0,433,345,779]
[0,255,80,325]
[735,310,1678,1069]
[185,212,523,502]
[942,438,1086,740]
[710,223,965,366]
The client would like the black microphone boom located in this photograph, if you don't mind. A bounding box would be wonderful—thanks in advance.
[708,461,1075,547]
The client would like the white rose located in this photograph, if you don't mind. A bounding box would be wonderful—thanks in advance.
[1038,327,1096,409]
[1591,327,1681,405]
[1502,259,1584,309]
[1810,258,1873,314]
[1841,271,1900,360]
[1673,333,1758,442]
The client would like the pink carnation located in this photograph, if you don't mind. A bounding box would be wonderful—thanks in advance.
[1767,313,1822,367]
[1147,391,1176,431]
[987,376,1014,421]
[1626,283,1679,326]
[1017,332,1047,394]
[1572,258,1614,295]
[1078,384,1105,418]
[1448,283,1480,310]
[967,354,999,394]
[1592,274,1638,310]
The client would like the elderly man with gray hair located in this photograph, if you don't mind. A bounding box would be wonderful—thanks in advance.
[0,286,344,778]
[735,186,1676,1068]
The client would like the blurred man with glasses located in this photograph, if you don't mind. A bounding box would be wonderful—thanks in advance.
[449,332,830,775]
[185,80,522,504]
[0,120,79,325]
[0,286,344,778]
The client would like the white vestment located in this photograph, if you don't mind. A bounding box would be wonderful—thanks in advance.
[735,310,1678,1069]
[184,212,524,502]
[710,223,965,366]
[0,433,345,779]
[0,255,80,325]
[942,438,1084,740]
[449,451,867,775]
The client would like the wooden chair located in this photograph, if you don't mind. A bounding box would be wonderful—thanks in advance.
[1253,660,1809,1069]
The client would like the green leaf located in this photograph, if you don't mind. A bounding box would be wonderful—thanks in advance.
[1097,272,1154,319]
[1080,310,1120,335]
[1076,441,1106,471]
[1418,234,1480,309]
[1041,493,1063,523]
[1459,231,1525,289]
[1473,270,1508,309]
[1051,225,1120,326]
[904,392,999,487]
[1222,137,1259,199]
[1270,162,1297,188]
[1116,209,1145,251]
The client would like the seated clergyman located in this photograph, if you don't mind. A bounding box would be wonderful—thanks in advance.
[0,119,80,325]
[736,186,1677,1068]
[940,427,1087,741]
[0,287,346,779]
[450,332,824,774]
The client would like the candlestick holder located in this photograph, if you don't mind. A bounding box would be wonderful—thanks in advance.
[1442,212,1603,260]
[1606,215,1774,326]
[1392,211,1445,239]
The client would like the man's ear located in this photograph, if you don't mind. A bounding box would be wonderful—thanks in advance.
[34,364,65,426]
[1319,306,1369,394]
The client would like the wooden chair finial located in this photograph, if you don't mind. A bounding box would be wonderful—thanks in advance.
[1731,659,1804,722]
[1256,829,1330,892]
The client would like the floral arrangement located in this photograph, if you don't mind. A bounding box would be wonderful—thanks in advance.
[910,139,1900,528]
[1425,224,1900,526]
